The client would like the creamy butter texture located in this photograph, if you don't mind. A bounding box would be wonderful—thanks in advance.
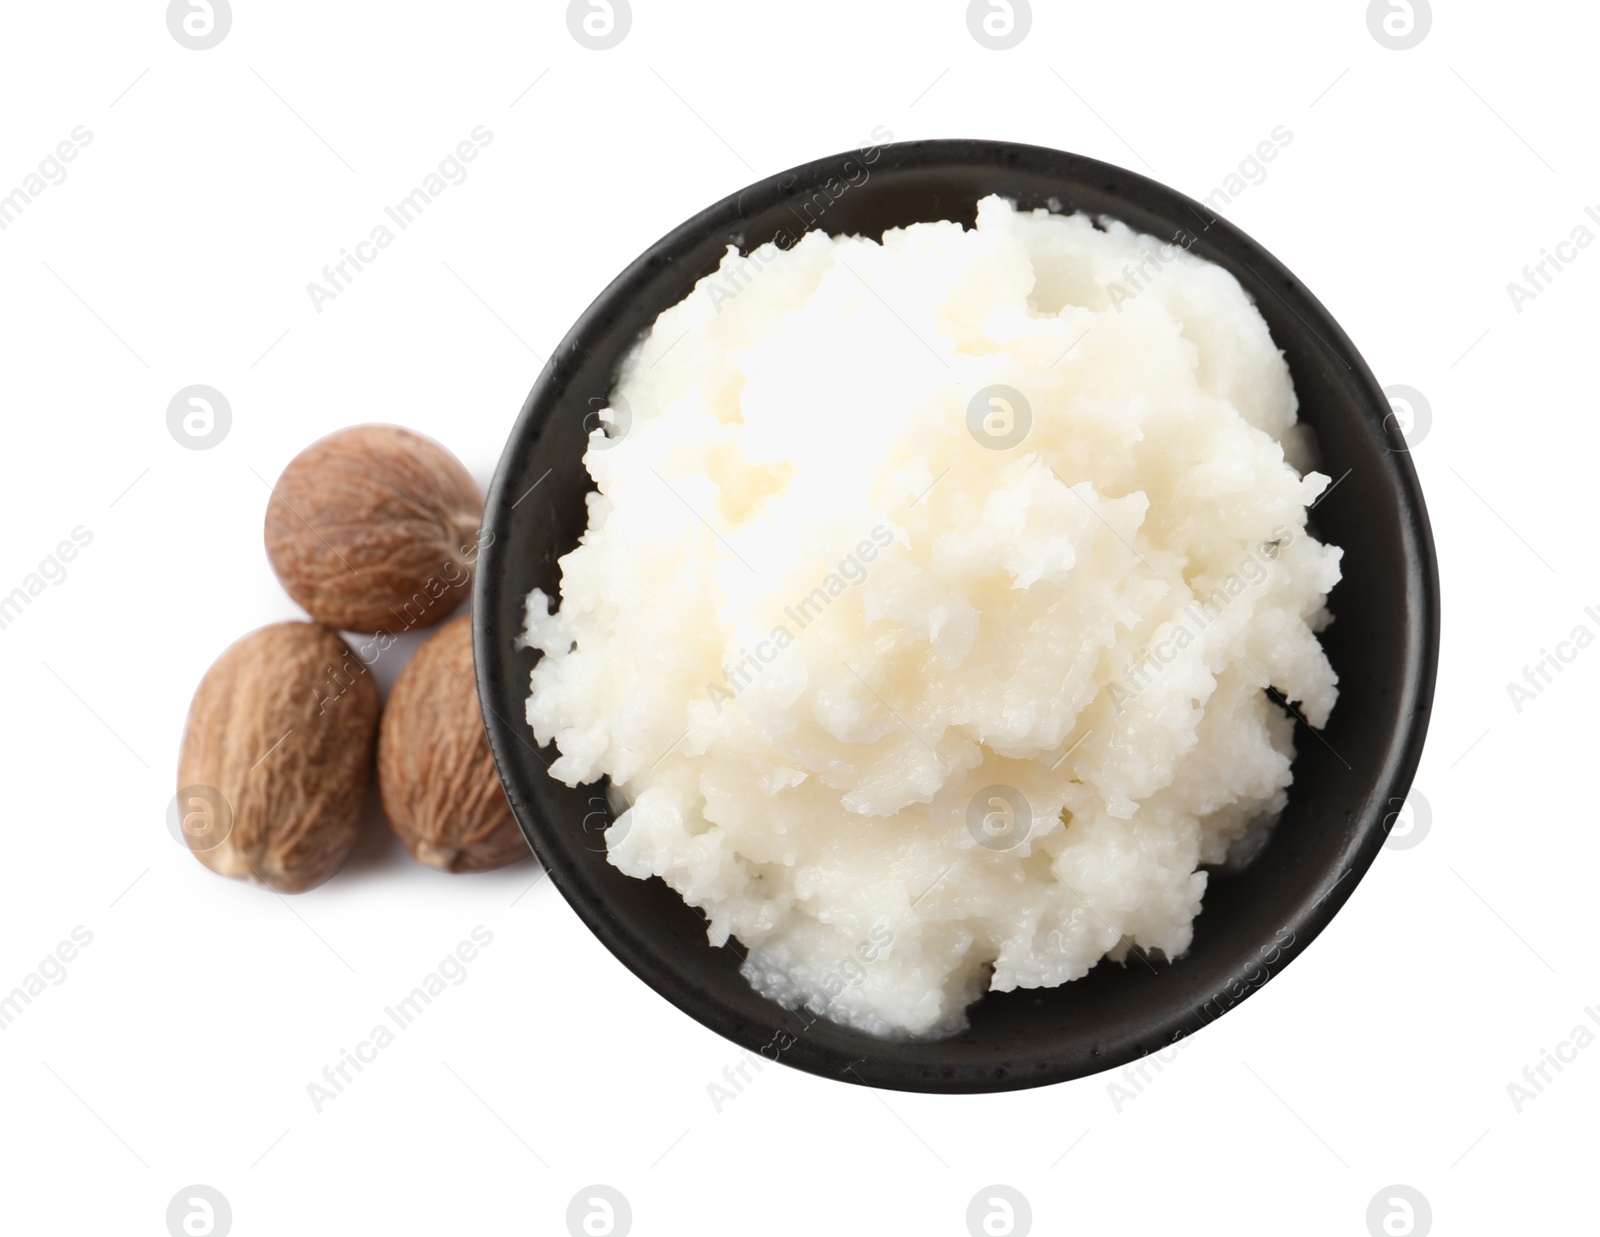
[525,197,1342,1037]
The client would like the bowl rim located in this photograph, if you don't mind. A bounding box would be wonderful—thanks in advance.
[474,137,1441,1094]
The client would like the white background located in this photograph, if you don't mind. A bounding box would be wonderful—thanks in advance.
[0,1,1592,1234]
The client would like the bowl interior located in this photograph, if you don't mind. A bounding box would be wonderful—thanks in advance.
[475,139,1439,1093]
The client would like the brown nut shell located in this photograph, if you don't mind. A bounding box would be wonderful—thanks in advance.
[378,615,527,872]
[178,621,380,893]
[264,424,484,634]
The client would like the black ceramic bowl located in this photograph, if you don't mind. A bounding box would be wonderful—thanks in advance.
[475,139,1439,1094]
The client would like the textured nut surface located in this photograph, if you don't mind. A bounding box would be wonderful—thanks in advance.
[179,622,380,893]
[264,424,484,634]
[378,615,527,872]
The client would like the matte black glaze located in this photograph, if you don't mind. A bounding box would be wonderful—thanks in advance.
[474,139,1440,1094]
